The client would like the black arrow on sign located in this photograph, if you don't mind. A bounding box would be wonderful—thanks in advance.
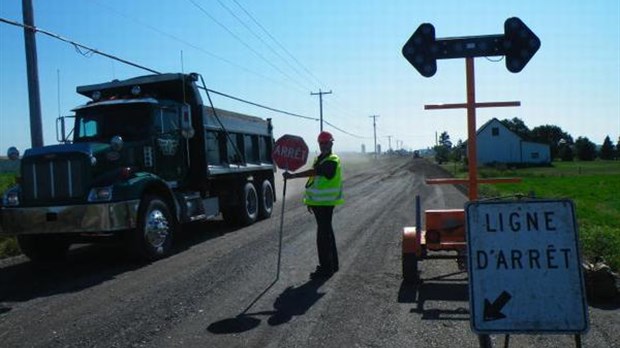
[402,17,541,77]
[483,290,512,321]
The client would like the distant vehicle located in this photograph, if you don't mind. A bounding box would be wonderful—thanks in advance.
[0,73,276,262]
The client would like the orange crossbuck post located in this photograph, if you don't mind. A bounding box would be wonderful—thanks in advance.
[425,57,521,200]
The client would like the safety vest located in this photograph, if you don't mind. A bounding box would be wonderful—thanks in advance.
[304,153,344,206]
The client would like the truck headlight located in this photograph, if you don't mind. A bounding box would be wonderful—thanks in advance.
[2,187,20,206]
[88,186,113,202]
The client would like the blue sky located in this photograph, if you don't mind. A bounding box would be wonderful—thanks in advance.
[1,0,619,154]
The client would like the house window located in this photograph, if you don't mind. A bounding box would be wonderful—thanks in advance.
[492,127,499,136]
[531,152,540,159]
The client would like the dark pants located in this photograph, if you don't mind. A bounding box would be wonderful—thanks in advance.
[311,206,339,272]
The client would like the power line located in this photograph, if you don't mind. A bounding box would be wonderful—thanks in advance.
[0,17,160,74]
[230,0,326,88]
[214,0,318,90]
[203,88,318,121]
[0,16,368,138]
[323,120,368,139]
[187,0,309,93]
[89,0,286,87]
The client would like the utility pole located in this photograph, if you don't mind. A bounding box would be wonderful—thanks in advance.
[387,135,392,152]
[22,0,44,148]
[311,89,332,132]
[369,115,379,158]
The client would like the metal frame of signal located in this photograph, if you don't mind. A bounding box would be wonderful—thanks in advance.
[426,58,584,348]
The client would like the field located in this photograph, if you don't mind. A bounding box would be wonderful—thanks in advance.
[442,160,620,271]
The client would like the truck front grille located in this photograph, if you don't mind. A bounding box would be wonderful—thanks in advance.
[22,158,86,201]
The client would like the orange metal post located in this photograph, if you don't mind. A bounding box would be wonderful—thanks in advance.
[423,59,521,201]
[466,58,478,200]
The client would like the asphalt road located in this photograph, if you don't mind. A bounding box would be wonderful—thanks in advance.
[0,156,618,347]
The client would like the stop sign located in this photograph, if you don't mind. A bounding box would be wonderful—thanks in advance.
[272,134,309,171]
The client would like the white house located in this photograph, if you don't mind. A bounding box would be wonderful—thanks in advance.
[475,118,550,165]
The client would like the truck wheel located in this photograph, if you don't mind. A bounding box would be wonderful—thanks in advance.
[129,195,175,261]
[17,234,70,263]
[402,253,420,284]
[258,180,274,219]
[238,182,259,226]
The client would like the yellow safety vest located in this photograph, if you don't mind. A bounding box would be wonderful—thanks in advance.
[304,153,344,206]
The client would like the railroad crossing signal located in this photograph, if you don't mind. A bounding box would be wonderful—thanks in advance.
[402,17,541,77]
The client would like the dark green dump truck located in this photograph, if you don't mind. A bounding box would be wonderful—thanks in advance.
[0,73,276,262]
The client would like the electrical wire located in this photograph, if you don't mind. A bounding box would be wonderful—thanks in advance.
[88,0,286,88]
[187,0,309,93]
[0,16,366,139]
[231,0,326,89]
[214,0,318,91]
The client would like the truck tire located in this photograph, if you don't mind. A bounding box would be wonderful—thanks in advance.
[402,253,420,284]
[129,195,176,261]
[238,182,259,226]
[258,180,274,219]
[17,234,70,263]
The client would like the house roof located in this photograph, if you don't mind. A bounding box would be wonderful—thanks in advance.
[461,118,550,147]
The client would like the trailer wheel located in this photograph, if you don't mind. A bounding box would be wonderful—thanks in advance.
[128,195,175,261]
[238,182,259,226]
[18,234,70,263]
[402,253,420,284]
[258,180,274,219]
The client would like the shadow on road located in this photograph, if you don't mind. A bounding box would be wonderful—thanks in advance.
[398,270,469,321]
[207,277,327,334]
[0,219,242,304]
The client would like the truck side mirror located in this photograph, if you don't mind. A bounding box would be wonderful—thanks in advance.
[56,116,75,143]
[56,116,66,143]
[180,104,195,139]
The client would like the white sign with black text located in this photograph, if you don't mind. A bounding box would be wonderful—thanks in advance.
[466,199,589,334]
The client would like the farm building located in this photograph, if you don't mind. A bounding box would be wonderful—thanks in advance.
[475,118,550,165]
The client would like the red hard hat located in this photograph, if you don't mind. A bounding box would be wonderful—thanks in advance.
[317,131,334,143]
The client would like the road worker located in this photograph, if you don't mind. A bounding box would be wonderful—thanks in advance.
[283,131,344,279]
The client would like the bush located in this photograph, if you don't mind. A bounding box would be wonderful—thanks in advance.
[0,236,20,258]
[580,225,620,272]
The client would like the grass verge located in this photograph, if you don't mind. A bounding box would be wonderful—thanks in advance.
[440,160,620,272]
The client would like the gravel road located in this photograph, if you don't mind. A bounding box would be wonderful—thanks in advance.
[1,156,618,347]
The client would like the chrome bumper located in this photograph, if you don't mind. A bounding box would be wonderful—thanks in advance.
[0,200,140,235]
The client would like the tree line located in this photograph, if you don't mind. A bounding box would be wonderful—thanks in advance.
[434,117,620,164]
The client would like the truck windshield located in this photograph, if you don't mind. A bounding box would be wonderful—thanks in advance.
[73,103,152,142]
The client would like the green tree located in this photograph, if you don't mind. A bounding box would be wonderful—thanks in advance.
[438,131,452,148]
[501,117,531,140]
[558,139,574,161]
[450,139,464,162]
[531,125,573,161]
[599,135,614,160]
[575,136,597,161]
[615,137,620,160]
[434,131,451,164]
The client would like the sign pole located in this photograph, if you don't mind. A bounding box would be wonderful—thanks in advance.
[276,167,288,281]
[242,133,308,315]
[465,57,478,200]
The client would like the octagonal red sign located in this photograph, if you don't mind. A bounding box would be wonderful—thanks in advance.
[272,134,309,171]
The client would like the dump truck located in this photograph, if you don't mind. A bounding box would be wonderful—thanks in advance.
[0,73,276,262]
